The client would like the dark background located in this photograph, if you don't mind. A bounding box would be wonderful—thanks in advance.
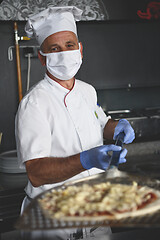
[0,10,160,152]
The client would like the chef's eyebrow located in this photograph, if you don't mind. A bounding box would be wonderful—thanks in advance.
[50,43,59,48]
[66,41,76,45]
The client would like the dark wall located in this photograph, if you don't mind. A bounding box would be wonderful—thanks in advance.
[0,20,160,152]
[78,21,160,89]
[78,20,160,111]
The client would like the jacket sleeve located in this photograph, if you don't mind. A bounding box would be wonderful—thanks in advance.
[15,98,51,169]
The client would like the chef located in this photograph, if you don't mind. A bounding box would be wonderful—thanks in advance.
[15,6,135,239]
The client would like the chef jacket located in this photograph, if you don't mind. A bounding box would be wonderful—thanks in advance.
[15,74,111,199]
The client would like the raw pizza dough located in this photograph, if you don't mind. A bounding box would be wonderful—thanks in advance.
[38,181,160,221]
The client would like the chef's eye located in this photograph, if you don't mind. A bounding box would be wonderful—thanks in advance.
[51,46,59,52]
[66,44,75,49]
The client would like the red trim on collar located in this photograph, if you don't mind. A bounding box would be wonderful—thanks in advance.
[64,80,75,107]
[46,72,75,90]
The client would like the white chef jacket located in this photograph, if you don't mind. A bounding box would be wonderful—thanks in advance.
[15,74,110,199]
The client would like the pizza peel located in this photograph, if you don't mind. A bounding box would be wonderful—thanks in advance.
[105,131,128,179]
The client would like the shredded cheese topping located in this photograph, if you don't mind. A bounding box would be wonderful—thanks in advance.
[39,181,156,218]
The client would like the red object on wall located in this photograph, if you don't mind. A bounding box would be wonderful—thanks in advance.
[137,1,160,19]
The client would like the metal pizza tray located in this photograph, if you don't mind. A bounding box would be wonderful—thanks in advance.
[15,171,160,230]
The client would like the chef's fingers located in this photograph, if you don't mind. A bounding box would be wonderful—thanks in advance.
[119,148,128,163]
[124,129,135,144]
[103,144,122,153]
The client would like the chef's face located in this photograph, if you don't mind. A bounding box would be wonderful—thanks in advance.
[38,31,83,65]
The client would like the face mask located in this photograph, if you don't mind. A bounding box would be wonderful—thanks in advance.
[40,43,82,81]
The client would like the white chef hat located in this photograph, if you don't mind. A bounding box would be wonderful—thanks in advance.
[25,6,83,46]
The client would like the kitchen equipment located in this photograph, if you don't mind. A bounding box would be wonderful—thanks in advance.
[107,107,160,142]
[0,150,26,173]
[15,172,160,230]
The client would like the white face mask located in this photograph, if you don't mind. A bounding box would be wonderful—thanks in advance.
[40,43,82,81]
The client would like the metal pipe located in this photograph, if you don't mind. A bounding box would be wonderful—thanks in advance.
[14,22,23,102]
[0,132,2,145]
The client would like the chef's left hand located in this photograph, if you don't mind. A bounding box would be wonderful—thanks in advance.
[113,119,135,144]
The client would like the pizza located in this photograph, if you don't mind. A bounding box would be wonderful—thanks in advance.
[38,181,160,220]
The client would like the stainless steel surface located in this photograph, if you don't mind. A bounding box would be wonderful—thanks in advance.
[129,116,160,140]
[107,107,160,141]
[119,153,160,179]
[15,172,160,230]
[125,140,160,157]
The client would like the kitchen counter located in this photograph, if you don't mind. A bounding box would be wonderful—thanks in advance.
[119,143,160,180]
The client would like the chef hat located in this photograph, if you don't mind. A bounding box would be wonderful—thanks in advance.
[25,6,83,46]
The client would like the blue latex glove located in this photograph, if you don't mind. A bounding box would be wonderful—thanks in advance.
[113,119,135,144]
[80,145,127,170]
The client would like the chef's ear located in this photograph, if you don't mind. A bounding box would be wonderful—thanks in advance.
[79,42,83,59]
[38,51,46,66]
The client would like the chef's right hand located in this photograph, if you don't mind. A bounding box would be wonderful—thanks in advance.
[80,145,127,171]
